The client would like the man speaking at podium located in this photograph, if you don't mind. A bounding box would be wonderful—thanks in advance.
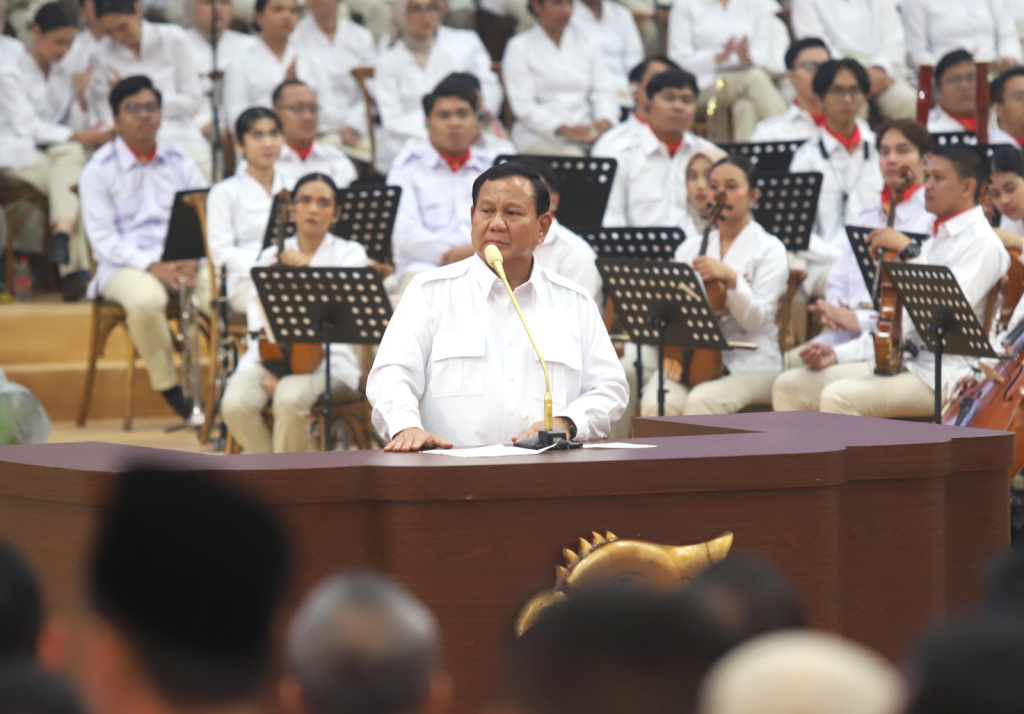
[367,163,628,451]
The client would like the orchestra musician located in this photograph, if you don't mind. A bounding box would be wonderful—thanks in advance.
[772,119,936,411]
[987,147,1024,249]
[989,67,1024,148]
[366,162,627,451]
[638,155,789,417]
[219,172,370,454]
[750,37,831,143]
[926,50,981,135]
[592,55,681,156]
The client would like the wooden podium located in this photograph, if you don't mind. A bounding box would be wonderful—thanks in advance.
[0,412,1011,713]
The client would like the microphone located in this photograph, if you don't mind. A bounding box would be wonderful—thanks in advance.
[484,245,578,450]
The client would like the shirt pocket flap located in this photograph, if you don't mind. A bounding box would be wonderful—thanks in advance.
[433,331,486,361]
[535,333,582,370]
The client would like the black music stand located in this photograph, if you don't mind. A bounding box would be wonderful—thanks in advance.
[881,261,997,423]
[752,171,822,252]
[161,190,208,262]
[597,258,730,416]
[931,132,977,147]
[494,155,617,232]
[333,185,401,265]
[719,140,805,174]
[845,226,928,308]
[251,266,393,450]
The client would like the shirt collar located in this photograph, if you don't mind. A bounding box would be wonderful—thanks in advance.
[468,251,541,304]
[639,123,693,157]
[281,141,319,162]
[819,120,866,156]
[422,140,488,172]
[113,135,168,170]
[933,205,984,238]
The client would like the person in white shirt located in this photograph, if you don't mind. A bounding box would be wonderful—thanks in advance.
[603,69,721,227]
[0,3,114,300]
[667,0,787,142]
[903,0,1021,72]
[591,54,681,158]
[220,172,368,453]
[78,76,207,421]
[987,147,1024,252]
[990,68,1024,148]
[375,0,502,173]
[291,0,374,152]
[502,0,619,155]
[270,80,358,188]
[927,50,982,135]
[789,58,884,299]
[59,0,103,76]
[751,37,830,142]
[638,155,789,416]
[568,0,644,110]
[206,107,285,313]
[773,119,936,410]
[88,0,210,174]
[386,75,499,289]
[791,0,915,121]
[806,146,1010,417]
[367,162,628,451]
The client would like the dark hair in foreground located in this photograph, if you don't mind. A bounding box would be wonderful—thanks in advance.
[932,144,985,201]
[272,79,310,106]
[472,162,550,216]
[423,73,480,116]
[812,58,870,99]
[94,0,136,16]
[32,2,75,31]
[292,172,338,200]
[235,106,282,144]
[645,68,699,100]
[876,119,934,155]
[90,468,288,707]
[784,37,829,71]
[628,55,682,84]
[0,542,43,659]
[989,146,1024,181]
[109,75,162,116]
[0,662,84,714]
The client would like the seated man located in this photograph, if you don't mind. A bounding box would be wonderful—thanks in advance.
[387,75,501,290]
[79,75,207,422]
[989,67,1024,148]
[592,55,681,157]
[751,38,831,142]
[367,162,628,450]
[281,572,451,714]
[799,145,1008,418]
[271,80,357,189]
[927,50,981,134]
[602,69,720,227]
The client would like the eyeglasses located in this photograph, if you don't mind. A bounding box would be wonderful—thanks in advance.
[826,86,865,100]
[121,101,160,115]
[942,73,977,87]
[407,3,440,14]
[796,60,823,73]
[278,103,319,115]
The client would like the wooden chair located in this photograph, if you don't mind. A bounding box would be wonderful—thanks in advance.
[0,175,49,296]
[351,66,378,172]
[778,266,807,355]
[77,299,139,430]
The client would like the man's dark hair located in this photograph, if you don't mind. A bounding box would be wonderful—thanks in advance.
[646,68,699,100]
[991,66,1024,105]
[988,146,1024,182]
[627,55,681,84]
[94,0,135,17]
[0,542,43,660]
[935,49,975,86]
[90,468,288,708]
[812,58,870,99]
[422,73,480,117]
[876,119,934,155]
[272,79,311,107]
[686,553,804,651]
[472,162,550,215]
[0,662,84,714]
[784,37,829,71]
[932,144,985,201]
[509,589,726,714]
[32,2,75,31]
[109,75,161,117]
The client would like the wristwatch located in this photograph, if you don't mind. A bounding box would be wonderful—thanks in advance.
[898,242,921,261]
[565,418,578,440]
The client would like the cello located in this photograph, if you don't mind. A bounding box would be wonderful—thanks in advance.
[873,171,913,376]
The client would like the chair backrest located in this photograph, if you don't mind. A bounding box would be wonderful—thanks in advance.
[494,154,617,232]
[332,185,401,265]
[917,63,934,125]
[351,66,377,169]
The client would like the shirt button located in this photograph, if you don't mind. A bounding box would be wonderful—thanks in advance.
[508,374,515,381]
[509,409,515,416]
[507,339,515,346]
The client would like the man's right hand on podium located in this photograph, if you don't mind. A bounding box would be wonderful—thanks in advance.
[384,428,454,452]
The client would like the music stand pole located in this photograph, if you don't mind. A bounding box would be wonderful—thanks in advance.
[929,319,945,424]
[633,343,643,409]
[318,317,335,450]
[208,0,223,181]
[655,315,668,417]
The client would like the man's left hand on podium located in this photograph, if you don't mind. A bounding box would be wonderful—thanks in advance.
[512,417,573,443]
[384,427,454,452]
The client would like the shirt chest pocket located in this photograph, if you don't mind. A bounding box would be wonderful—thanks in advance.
[420,200,451,231]
[632,178,665,210]
[429,332,486,398]
[528,335,583,411]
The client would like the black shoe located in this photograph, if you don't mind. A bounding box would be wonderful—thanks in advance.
[60,270,90,302]
[161,386,193,420]
[50,232,70,265]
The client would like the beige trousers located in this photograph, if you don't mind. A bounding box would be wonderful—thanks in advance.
[699,67,787,142]
[872,78,916,120]
[6,143,90,276]
[221,364,359,453]
[640,369,781,416]
[818,364,934,418]
[771,360,874,412]
[101,268,178,392]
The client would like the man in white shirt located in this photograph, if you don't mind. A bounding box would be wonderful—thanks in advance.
[367,162,628,450]
[903,0,1021,72]
[78,76,207,421]
[751,37,830,142]
[592,54,680,157]
[927,50,982,134]
[791,0,915,120]
[271,80,358,189]
[807,145,1010,417]
[603,68,720,227]
[990,68,1024,148]
[387,75,498,289]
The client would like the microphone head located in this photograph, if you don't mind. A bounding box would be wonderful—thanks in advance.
[484,244,503,267]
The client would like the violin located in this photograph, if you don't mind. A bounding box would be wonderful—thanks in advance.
[257,189,325,375]
[1001,247,1024,333]
[873,171,913,377]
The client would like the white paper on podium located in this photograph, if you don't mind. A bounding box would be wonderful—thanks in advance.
[421,443,657,457]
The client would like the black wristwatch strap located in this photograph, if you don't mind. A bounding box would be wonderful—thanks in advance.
[566,418,577,440]
[898,242,921,261]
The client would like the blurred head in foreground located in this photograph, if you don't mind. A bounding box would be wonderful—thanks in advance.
[0,660,84,714]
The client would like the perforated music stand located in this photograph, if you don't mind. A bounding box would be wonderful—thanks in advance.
[494,155,617,232]
[719,141,805,174]
[597,258,730,416]
[251,265,392,450]
[752,171,822,252]
[931,132,977,147]
[845,226,928,307]
[881,261,996,423]
[333,185,401,265]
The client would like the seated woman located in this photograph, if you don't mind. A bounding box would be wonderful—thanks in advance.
[205,107,285,313]
[374,0,502,173]
[0,3,113,300]
[220,172,369,454]
[666,0,786,142]
[639,155,788,416]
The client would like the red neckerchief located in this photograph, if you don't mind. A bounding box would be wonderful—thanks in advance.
[129,143,157,164]
[796,100,826,126]
[441,149,471,172]
[1015,135,1024,149]
[825,123,862,154]
[291,142,314,160]
[933,206,974,237]
[665,138,683,157]
[880,182,923,214]
[951,114,978,132]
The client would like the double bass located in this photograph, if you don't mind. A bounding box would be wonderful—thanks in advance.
[873,171,913,376]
